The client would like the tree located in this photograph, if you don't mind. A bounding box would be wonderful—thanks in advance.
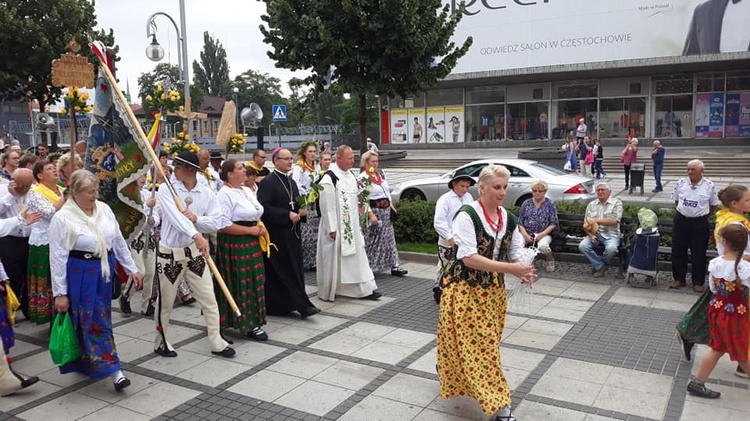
[192,31,231,97]
[232,69,284,128]
[0,0,120,112]
[260,0,471,151]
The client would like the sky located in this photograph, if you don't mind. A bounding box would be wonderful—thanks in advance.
[93,0,301,102]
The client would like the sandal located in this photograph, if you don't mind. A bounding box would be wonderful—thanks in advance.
[545,261,555,272]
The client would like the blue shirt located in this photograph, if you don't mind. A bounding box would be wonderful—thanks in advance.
[652,147,665,164]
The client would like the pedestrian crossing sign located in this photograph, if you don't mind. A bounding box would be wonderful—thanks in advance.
[272,105,287,121]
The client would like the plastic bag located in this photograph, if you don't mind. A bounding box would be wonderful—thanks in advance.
[3,285,20,324]
[637,208,658,230]
[507,247,538,313]
[49,312,82,366]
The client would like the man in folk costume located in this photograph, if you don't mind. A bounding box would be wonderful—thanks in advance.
[153,152,235,358]
[0,168,35,317]
[198,148,222,193]
[257,148,320,318]
[316,146,381,301]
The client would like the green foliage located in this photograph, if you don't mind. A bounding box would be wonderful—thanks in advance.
[260,0,472,150]
[192,32,231,97]
[137,63,204,122]
[393,199,438,244]
[0,0,120,112]
[397,242,438,254]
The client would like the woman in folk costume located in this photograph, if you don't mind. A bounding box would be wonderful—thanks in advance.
[438,165,536,421]
[26,160,65,324]
[359,151,408,277]
[678,184,750,379]
[56,152,82,189]
[291,141,321,270]
[49,170,144,391]
[215,159,268,341]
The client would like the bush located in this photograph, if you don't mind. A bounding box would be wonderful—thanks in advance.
[393,199,438,244]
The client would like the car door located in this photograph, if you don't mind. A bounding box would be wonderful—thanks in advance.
[500,164,532,206]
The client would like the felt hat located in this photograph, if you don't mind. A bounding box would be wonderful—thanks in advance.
[209,151,222,159]
[448,174,476,190]
[173,151,200,170]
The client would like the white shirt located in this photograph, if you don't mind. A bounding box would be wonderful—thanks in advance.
[216,185,264,228]
[434,190,474,240]
[0,191,30,237]
[158,179,222,248]
[291,162,320,196]
[453,202,523,261]
[26,191,57,246]
[0,214,26,238]
[671,177,719,218]
[585,197,623,239]
[721,0,750,53]
[48,203,139,297]
[139,186,161,228]
[708,257,750,294]
[361,170,392,201]
[576,123,587,137]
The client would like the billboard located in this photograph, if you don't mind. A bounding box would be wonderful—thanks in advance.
[446,0,750,74]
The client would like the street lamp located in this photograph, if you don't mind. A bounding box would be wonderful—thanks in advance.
[145,1,192,131]
[232,86,240,132]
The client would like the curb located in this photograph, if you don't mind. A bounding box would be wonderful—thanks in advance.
[398,251,438,265]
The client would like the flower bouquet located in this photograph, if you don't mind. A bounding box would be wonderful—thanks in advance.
[357,170,374,228]
[145,82,184,113]
[507,246,538,314]
[163,131,199,157]
[295,179,324,209]
[59,87,93,116]
[228,133,248,154]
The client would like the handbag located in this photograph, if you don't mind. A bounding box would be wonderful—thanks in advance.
[563,160,572,171]
[390,208,399,223]
[49,312,82,366]
[3,285,20,324]
[584,152,594,165]
[620,155,626,163]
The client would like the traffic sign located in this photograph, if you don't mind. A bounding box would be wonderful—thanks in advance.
[272,105,287,122]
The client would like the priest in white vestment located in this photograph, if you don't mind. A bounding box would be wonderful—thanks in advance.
[316,146,381,301]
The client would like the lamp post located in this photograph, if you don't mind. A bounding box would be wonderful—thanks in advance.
[145,1,191,131]
[232,86,240,132]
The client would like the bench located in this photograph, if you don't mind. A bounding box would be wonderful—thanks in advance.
[652,218,718,261]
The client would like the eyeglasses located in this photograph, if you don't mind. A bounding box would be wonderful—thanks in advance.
[257,155,267,159]
[276,157,292,161]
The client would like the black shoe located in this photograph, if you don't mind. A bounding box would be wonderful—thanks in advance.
[141,303,155,317]
[211,347,236,358]
[248,327,268,341]
[20,375,39,389]
[363,291,383,300]
[686,380,720,398]
[391,268,408,277]
[736,365,750,379]
[300,306,321,319]
[677,332,694,362]
[154,344,178,358]
[114,377,131,392]
[432,286,442,304]
[119,295,132,315]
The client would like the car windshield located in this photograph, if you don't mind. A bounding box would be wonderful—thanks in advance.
[530,162,567,176]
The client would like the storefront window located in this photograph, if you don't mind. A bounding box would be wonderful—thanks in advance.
[507,102,549,140]
[466,86,505,104]
[598,97,646,138]
[465,104,505,141]
[727,72,750,91]
[654,95,693,138]
[551,99,597,139]
[697,73,725,92]
[552,80,597,99]
[426,88,463,106]
[653,76,692,94]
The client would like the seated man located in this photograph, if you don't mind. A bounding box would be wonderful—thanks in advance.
[578,182,623,277]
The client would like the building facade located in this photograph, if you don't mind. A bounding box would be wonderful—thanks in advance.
[380,0,750,146]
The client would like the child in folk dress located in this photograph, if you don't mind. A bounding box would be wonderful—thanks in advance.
[687,224,750,398]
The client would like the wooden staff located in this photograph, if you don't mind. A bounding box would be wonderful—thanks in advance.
[96,60,241,317]
[69,110,77,183]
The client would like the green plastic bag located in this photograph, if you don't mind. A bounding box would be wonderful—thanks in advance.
[49,312,82,366]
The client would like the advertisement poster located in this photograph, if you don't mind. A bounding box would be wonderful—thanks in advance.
[695,94,710,138]
[389,109,408,144]
[708,93,724,137]
[407,108,426,144]
[740,93,750,137]
[444,1,743,75]
[726,94,740,137]
[444,106,465,143]
[426,107,446,143]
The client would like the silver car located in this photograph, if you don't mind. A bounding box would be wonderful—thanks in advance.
[390,158,596,206]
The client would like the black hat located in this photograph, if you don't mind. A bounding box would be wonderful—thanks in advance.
[209,151,222,160]
[173,151,200,170]
[448,174,476,190]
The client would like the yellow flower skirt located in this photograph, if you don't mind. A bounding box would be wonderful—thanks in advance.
[437,280,511,414]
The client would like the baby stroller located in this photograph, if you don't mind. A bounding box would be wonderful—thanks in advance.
[626,208,660,288]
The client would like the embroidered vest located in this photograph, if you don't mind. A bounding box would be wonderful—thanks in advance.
[443,205,517,289]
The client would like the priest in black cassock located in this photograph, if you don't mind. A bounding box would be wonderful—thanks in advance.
[257,148,320,318]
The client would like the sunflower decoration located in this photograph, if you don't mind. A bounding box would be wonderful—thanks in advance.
[145,82,184,113]
[59,86,93,116]
[228,133,248,154]
[163,131,199,157]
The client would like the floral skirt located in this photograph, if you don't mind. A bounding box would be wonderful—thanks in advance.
[60,252,121,379]
[215,232,266,334]
[301,209,320,270]
[708,302,749,361]
[27,244,53,324]
[364,207,399,273]
[437,281,511,414]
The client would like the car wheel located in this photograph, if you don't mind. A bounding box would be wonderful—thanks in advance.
[515,194,532,207]
[401,189,426,201]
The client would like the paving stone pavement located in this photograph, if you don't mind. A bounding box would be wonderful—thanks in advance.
[1,260,749,420]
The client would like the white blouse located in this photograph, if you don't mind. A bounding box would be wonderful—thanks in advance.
[360,170,392,201]
[26,191,57,246]
[291,162,320,196]
[708,257,750,293]
[453,201,523,261]
[216,185,264,228]
[49,203,139,297]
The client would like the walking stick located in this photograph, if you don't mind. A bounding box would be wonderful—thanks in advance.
[95,60,242,317]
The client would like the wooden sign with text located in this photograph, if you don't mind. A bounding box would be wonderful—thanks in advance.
[51,52,94,88]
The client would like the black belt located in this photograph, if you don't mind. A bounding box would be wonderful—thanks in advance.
[370,198,390,209]
[235,221,258,227]
[676,213,708,220]
[70,249,110,260]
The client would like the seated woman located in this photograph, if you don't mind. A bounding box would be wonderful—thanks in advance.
[517,180,559,272]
